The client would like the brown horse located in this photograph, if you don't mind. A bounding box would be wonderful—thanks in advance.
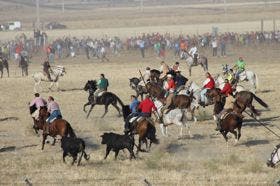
[212,94,243,143]
[207,89,269,117]
[36,106,76,150]
[122,105,159,153]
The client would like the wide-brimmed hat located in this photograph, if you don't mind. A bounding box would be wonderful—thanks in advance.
[167,74,173,78]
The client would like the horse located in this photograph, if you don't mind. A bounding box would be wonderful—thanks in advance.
[0,57,9,78]
[154,100,192,138]
[222,64,258,92]
[267,144,280,168]
[181,51,208,76]
[35,106,76,150]
[207,89,269,119]
[83,80,124,118]
[212,93,243,143]
[150,69,161,83]
[32,65,66,93]
[129,77,148,100]
[122,105,159,153]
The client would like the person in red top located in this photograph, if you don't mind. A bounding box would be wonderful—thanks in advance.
[138,95,157,117]
[161,74,176,113]
[200,72,215,106]
[220,79,233,96]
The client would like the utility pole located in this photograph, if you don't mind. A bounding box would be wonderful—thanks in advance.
[62,0,65,13]
[36,0,40,29]
[140,0,143,12]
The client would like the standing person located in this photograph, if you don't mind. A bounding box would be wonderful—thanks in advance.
[93,74,109,103]
[220,37,226,57]
[200,72,215,106]
[19,54,28,76]
[211,38,218,57]
[139,39,145,58]
[29,93,47,121]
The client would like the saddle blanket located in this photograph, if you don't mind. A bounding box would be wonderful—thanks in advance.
[129,116,143,123]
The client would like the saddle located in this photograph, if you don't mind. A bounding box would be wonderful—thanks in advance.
[97,91,106,97]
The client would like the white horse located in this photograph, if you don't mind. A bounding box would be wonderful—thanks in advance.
[237,70,258,92]
[214,74,245,94]
[267,144,280,168]
[32,65,66,93]
[154,100,192,138]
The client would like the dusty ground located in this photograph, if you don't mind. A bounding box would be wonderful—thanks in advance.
[0,44,280,185]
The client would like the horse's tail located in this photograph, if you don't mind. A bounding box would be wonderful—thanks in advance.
[147,123,159,144]
[252,93,269,109]
[115,95,124,107]
[66,122,76,138]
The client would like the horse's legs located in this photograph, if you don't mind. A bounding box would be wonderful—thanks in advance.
[7,67,9,77]
[114,150,119,160]
[136,138,142,154]
[237,127,241,140]
[42,134,47,150]
[248,103,259,117]
[63,151,67,163]
[189,67,192,76]
[0,70,2,78]
[77,151,84,166]
[101,104,109,118]
[72,155,77,165]
[112,103,121,117]
[52,138,56,146]
[104,147,111,159]
[231,130,238,143]
[86,104,95,118]
[221,131,228,142]
[83,102,91,112]
[56,81,59,91]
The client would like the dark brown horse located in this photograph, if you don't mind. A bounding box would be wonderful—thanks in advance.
[35,106,76,150]
[212,94,243,143]
[207,89,269,117]
[122,105,159,153]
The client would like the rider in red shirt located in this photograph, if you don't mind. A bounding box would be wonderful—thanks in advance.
[220,79,233,96]
[200,72,215,106]
[138,95,157,117]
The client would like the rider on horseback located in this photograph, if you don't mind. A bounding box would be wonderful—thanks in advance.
[162,74,176,113]
[139,67,151,86]
[233,57,246,81]
[159,61,170,79]
[93,74,109,104]
[200,72,215,107]
[30,93,47,121]
[45,96,62,134]
[138,95,157,117]
[189,43,198,65]
[124,95,140,133]
[43,60,52,81]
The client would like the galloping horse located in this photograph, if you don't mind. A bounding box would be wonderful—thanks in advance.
[207,89,269,118]
[35,106,76,150]
[122,105,159,153]
[0,57,9,78]
[32,65,66,92]
[83,80,124,118]
[214,74,245,93]
[181,51,208,76]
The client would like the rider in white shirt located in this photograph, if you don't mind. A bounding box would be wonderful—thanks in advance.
[189,43,198,64]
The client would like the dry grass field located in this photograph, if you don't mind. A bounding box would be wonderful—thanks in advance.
[1,1,280,185]
[0,44,280,185]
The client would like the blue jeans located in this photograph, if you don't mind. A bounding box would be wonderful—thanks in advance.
[200,88,209,103]
[46,110,62,123]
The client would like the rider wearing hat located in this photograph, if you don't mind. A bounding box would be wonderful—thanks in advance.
[162,74,176,112]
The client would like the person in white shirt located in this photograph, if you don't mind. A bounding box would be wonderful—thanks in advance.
[212,38,218,56]
[189,43,198,64]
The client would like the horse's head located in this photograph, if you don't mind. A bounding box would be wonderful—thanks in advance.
[84,80,97,91]
[267,145,280,168]
[38,106,49,120]
[222,64,229,74]
[122,105,131,121]
[129,77,140,89]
